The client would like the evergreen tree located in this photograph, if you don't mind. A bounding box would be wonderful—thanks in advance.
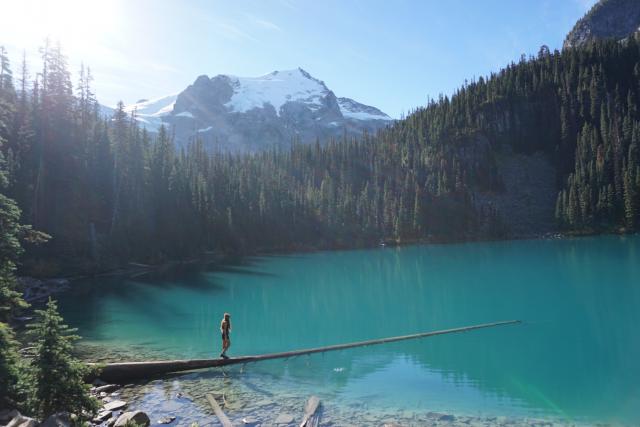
[26,298,98,419]
[3,38,640,270]
[0,321,23,409]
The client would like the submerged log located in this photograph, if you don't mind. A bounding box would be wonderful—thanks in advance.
[205,393,232,427]
[299,395,321,427]
[92,320,521,383]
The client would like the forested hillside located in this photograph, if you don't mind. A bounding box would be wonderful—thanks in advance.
[1,37,640,275]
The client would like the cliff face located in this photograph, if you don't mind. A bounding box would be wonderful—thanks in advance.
[564,0,640,49]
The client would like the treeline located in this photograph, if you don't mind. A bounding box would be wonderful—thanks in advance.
[376,37,640,232]
[1,37,640,273]
[0,41,502,274]
[2,55,96,417]
[411,40,640,231]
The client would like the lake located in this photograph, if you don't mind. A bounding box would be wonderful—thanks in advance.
[58,235,640,425]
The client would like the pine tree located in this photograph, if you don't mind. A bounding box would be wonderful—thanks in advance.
[0,52,28,320]
[0,321,24,409]
[26,298,98,419]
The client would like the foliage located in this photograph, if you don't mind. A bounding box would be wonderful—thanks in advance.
[0,45,94,421]
[0,38,639,271]
[25,298,99,419]
[0,321,23,408]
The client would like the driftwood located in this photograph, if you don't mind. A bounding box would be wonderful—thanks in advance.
[92,320,521,383]
[299,395,321,427]
[206,393,233,427]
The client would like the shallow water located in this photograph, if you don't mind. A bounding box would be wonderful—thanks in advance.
[58,235,640,425]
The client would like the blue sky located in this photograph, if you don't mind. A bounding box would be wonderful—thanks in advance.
[1,0,597,118]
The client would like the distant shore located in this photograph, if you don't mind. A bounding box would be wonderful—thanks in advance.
[19,227,636,284]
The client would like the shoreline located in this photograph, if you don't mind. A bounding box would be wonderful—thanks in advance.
[23,228,636,284]
[78,341,605,427]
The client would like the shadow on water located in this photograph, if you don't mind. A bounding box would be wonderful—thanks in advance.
[131,256,279,284]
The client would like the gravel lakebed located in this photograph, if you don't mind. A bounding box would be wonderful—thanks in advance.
[80,344,604,427]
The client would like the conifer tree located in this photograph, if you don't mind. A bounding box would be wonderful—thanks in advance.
[26,298,98,419]
[0,321,23,409]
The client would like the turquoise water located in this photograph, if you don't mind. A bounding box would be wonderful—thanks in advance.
[58,235,640,424]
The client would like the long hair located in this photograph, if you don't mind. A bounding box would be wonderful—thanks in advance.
[222,312,231,331]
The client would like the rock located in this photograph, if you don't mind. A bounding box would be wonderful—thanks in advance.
[242,416,259,425]
[0,409,19,424]
[114,411,150,427]
[426,412,444,419]
[6,413,38,427]
[438,413,455,422]
[92,411,113,423]
[157,416,176,424]
[274,413,294,424]
[41,412,72,427]
[95,384,121,394]
[496,416,509,425]
[564,0,640,48]
[103,400,127,411]
[255,399,275,408]
[106,416,117,427]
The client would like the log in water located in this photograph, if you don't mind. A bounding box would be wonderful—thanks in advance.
[93,320,521,383]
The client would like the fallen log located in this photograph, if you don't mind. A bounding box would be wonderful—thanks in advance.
[92,320,521,383]
[299,395,321,427]
[206,393,232,427]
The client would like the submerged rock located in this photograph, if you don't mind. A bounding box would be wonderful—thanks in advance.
[274,413,294,424]
[114,411,150,427]
[157,416,176,424]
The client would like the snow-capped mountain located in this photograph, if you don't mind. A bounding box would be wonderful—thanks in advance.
[114,68,393,151]
[122,94,178,131]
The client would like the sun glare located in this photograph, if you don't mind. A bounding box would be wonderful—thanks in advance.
[2,0,118,54]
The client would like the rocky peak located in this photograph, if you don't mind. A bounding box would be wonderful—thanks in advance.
[564,0,640,49]
[114,68,393,152]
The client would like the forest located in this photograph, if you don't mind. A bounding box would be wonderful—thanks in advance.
[1,36,640,276]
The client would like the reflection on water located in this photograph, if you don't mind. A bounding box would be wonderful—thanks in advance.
[59,235,640,424]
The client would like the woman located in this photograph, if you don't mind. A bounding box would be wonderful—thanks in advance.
[220,312,231,358]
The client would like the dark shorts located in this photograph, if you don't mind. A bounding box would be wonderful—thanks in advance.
[221,333,229,340]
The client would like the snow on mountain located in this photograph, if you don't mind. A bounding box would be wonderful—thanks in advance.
[225,69,329,115]
[122,94,178,132]
[337,97,393,121]
[115,68,393,151]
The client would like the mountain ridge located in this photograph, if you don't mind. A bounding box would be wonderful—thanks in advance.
[564,0,640,49]
[106,67,392,152]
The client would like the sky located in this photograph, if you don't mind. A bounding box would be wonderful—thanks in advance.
[0,0,598,119]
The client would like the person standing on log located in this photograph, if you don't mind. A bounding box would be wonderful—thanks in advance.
[220,312,231,358]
